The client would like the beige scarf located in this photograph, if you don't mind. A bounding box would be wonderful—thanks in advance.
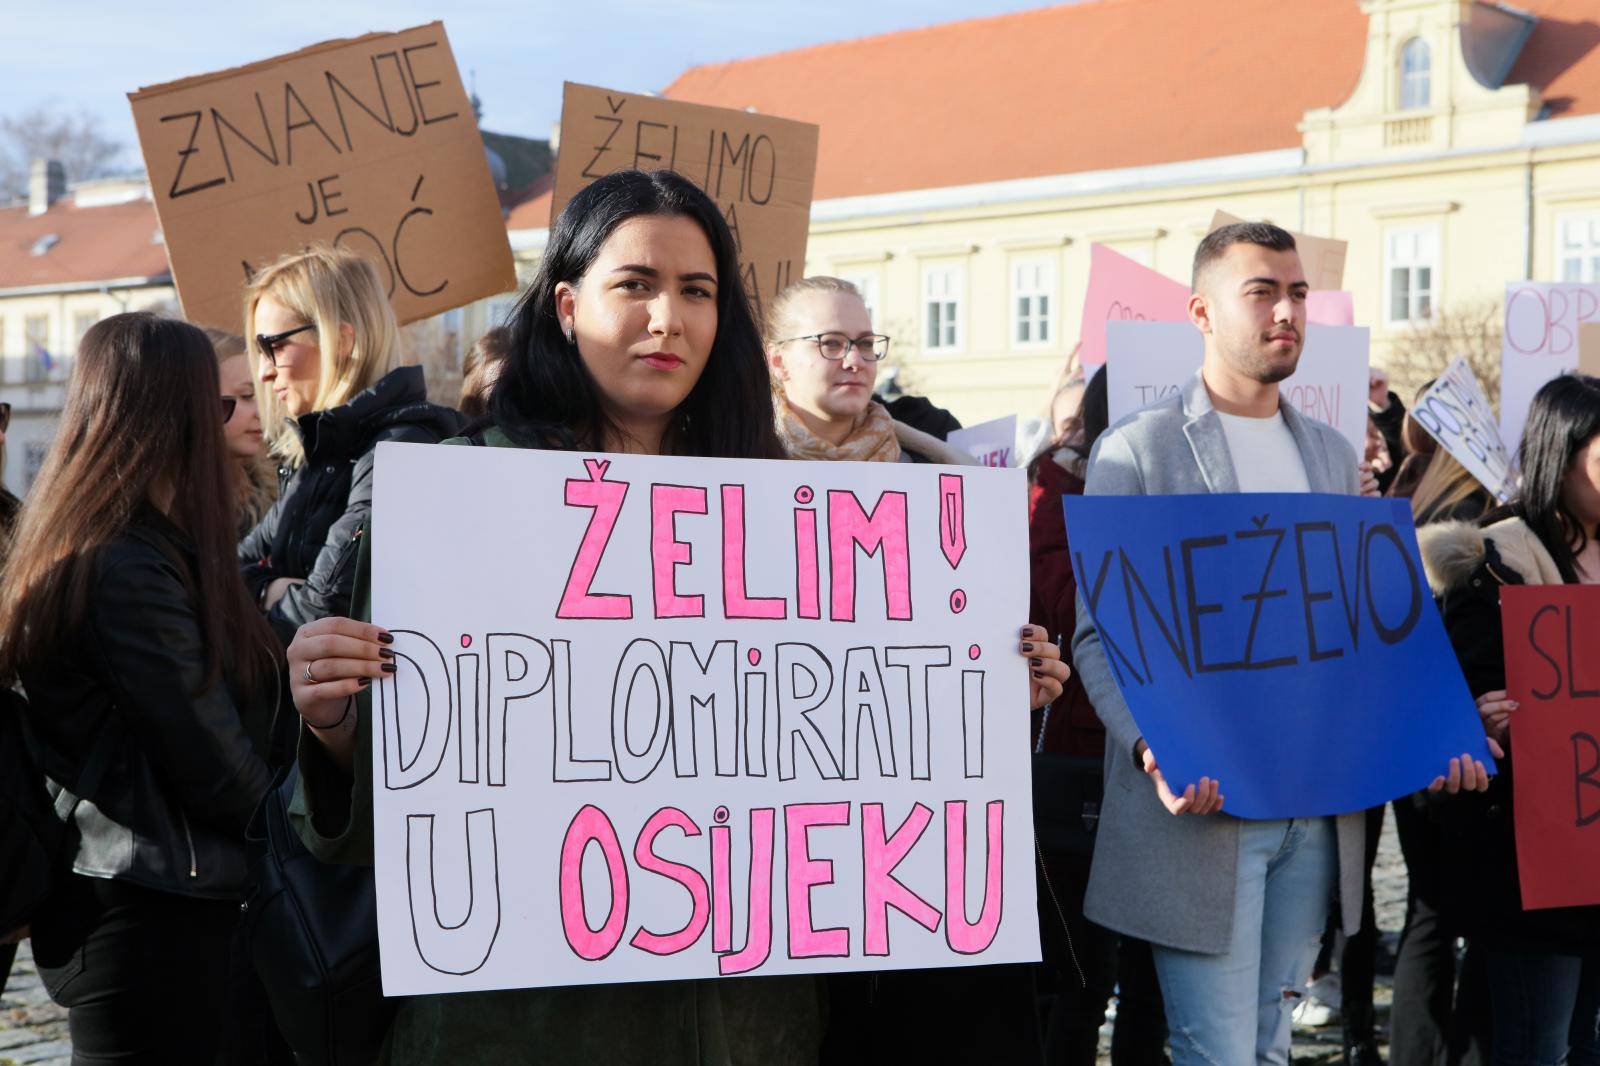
[774,398,902,463]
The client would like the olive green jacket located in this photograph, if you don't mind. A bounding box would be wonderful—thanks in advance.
[290,429,823,1065]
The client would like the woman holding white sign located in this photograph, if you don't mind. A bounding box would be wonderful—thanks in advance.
[282,172,1068,1065]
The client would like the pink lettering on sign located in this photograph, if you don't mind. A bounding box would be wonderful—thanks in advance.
[944,799,1005,954]
[785,802,852,958]
[862,802,941,955]
[827,490,912,622]
[650,484,708,618]
[794,503,821,620]
[721,485,786,619]
[718,807,776,976]
[559,804,630,960]
[628,807,711,956]
[557,459,634,619]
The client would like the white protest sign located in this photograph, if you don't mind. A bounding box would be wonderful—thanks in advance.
[1412,357,1515,502]
[948,416,1019,468]
[371,443,1037,995]
[1501,283,1600,448]
[1105,321,1369,455]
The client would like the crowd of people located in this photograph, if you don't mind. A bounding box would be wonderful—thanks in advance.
[0,168,1594,1066]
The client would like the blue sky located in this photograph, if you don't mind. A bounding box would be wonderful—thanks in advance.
[7,1,1060,171]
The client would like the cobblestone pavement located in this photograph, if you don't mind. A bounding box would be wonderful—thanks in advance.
[0,814,1412,1065]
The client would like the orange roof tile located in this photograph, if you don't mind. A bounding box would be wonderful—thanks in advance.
[662,0,1600,201]
[0,197,168,291]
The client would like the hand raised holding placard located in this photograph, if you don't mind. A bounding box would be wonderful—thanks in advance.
[1021,624,1069,709]
[1134,739,1224,816]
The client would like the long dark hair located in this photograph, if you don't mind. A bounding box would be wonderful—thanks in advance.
[488,170,784,460]
[0,313,280,692]
[1513,373,1600,582]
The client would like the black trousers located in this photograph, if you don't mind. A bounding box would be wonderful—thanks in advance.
[31,874,285,1066]
[1391,796,1491,1066]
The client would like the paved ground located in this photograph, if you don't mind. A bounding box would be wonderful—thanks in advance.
[0,814,1411,1065]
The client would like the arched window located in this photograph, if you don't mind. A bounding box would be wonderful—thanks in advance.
[1400,37,1431,110]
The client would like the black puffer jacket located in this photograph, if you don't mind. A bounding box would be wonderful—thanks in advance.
[1421,515,1600,951]
[240,366,462,645]
[21,510,287,899]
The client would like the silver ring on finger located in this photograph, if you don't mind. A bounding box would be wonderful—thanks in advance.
[303,661,316,685]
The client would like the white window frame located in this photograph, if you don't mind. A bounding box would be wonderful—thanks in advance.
[1384,225,1439,326]
[1556,211,1600,283]
[1010,257,1055,349]
[1399,37,1431,111]
[922,264,964,353]
[837,272,880,325]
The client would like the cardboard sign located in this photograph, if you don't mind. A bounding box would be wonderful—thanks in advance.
[552,82,819,322]
[1500,283,1600,448]
[371,443,1037,994]
[1411,357,1515,502]
[129,24,515,331]
[1500,586,1600,910]
[1578,322,1600,377]
[1209,210,1348,292]
[1078,244,1191,368]
[1104,320,1370,456]
[948,415,1019,468]
[1064,493,1495,818]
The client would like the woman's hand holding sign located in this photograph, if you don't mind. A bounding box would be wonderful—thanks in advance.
[1020,624,1069,709]
[1134,738,1224,816]
[288,615,392,772]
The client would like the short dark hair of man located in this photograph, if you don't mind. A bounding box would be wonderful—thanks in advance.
[1192,221,1297,291]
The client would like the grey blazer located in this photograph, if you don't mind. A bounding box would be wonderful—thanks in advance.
[1072,370,1365,955]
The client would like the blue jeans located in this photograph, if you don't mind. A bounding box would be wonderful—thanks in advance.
[1487,950,1600,1065]
[1151,816,1337,1065]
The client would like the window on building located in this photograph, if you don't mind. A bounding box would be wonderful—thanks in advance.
[922,265,963,351]
[1386,227,1438,325]
[838,273,879,323]
[24,441,51,490]
[1400,38,1431,110]
[24,316,50,383]
[1557,213,1600,283]
[1012,259,1054,347]
[73,311,97,346]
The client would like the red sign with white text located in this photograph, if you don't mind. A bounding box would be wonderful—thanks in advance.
[1500,586,1600,910]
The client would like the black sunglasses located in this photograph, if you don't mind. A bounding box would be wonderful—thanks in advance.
[0,402,10,434]
[222,396,238,423]
[255,324,315,367]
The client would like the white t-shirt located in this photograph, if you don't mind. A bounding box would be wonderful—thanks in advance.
[1216,409,1311,493]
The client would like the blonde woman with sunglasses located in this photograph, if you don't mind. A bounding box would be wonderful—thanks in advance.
[237,246,461,645]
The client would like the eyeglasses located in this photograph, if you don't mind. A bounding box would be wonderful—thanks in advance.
[255,324,315,367]
[0,403,10,433]
[222,396,238,423]
[779,332,891,362]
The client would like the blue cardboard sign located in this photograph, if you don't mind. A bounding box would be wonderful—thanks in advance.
[1063,493,1495,818]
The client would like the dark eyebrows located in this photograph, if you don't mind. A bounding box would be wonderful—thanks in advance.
[609,264,718,285]
[1240,276,1309,292]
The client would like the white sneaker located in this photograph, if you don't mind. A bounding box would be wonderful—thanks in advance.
[1291,973,1342,1028]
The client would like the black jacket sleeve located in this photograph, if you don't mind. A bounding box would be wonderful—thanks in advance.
[263,453,372,644]
[88,547,272,834]
[238,493,286,602]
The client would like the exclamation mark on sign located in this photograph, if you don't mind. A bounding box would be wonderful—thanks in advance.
[940,473,967,569]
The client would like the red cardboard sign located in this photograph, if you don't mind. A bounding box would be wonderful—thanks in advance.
[1500,585,1600,910]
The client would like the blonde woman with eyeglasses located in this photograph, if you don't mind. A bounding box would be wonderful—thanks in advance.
[765,276,972,465]
[237,245,461,645]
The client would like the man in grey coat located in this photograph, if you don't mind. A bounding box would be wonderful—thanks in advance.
[1071,222,1493,1064]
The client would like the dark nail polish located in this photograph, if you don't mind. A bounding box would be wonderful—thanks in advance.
[381,662,397,673]
[1030,657,1042,667]
[358,678,371,688]
[378,632,395,644]
[1022,642,1034,652]
[379,648,395,660]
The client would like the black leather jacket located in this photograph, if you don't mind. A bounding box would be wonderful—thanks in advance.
[20,512,287,899]
[239,366,462,646]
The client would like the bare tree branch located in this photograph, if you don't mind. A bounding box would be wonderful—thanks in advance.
[0,103,126,201]
[1383,299,1503,413]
